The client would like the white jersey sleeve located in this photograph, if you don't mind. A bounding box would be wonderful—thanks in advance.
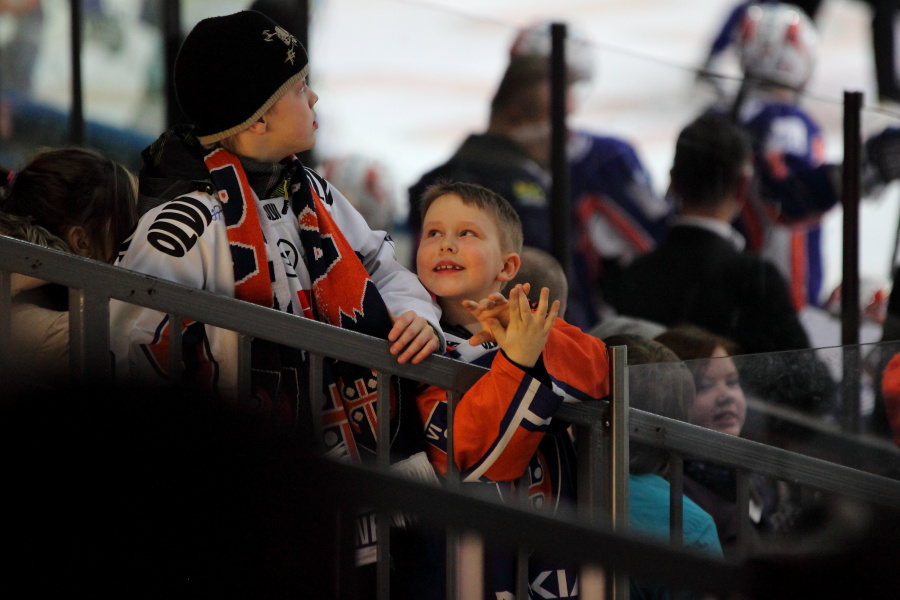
[110,192,241,398]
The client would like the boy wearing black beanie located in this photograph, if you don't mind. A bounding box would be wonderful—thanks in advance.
[110,9,443,480]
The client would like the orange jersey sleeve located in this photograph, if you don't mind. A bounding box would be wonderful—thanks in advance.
[416,319,609,482]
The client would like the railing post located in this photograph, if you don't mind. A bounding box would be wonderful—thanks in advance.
[167,313,183,384]
[0,270,10,383]
[376,369,391,600]
[550,22,571,278]
[237,332,253,405]
[308,353,326,454]
[734,469,752,560]
[163,0,183,129]
[669,453,684,549]
[0,270,10,352]
[68,286,111,384]
[841,90,863,433]
[68,0,84,145]
[606,345,629,599]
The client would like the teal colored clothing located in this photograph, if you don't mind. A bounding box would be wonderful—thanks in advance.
[629,473,723,556]
[628,473,723,600]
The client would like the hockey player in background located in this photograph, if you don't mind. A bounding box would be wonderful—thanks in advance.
[724,2,900,310]
[509,22,676,327]
[408,22,674,330]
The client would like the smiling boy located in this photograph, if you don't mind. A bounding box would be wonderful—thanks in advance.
[414,181,609,597]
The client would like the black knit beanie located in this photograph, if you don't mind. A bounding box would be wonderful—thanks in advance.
[174,10,309,145]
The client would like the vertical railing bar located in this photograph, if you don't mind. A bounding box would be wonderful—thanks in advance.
[446,389,460,489]
[735,468,752,561]
[0,270,11,347]
[458,531,484,600]
[577,347,620,600]
[163,0,183,129]
[336,508,357,600]
[515,471,531,598]
[236,333,253,405]
[67,287,85,381]
[167,313,183,384]
[68,286,111,384]
[669,453,684,549]
[446,388,460,600]
[0,270,11,382]
[68,0,85,145]
[308,352,326,454]
[577,422,605,524]
[608,344,629,599]
[549,22,571,276]
[375,369,391,600]
[841,90,863,432]
[580,422,608,600]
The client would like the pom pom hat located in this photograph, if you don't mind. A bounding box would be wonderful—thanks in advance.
[174,10,309,145]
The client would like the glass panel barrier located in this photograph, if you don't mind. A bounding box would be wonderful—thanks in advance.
[624,342,900,565]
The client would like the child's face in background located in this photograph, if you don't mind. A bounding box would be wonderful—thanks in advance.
[262,76,319,159]
[417,193,512,306]
[688,345,747,437]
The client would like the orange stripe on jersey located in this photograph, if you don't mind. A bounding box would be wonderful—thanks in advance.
[578,193,654,255]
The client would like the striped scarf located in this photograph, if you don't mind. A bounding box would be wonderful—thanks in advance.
[204,148,400,461]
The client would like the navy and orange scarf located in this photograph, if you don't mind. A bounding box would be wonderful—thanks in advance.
[205,147,403,462]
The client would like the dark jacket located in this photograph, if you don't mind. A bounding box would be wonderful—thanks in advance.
[612,223,809,355]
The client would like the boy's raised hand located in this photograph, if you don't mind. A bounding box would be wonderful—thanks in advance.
[388,309,441,364]
[478,285,559,368]
[463,283,531,347]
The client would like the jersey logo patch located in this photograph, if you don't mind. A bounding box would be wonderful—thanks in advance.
[147,196,212,257]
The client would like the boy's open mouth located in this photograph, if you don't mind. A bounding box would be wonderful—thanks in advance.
[434,261,463,271]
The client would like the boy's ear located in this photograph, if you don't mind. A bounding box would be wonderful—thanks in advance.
[497,252,521,282]
[246,117,267,135]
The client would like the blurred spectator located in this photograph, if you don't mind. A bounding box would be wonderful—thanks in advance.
[656,324,805,558]
[0,147,137,396]
[612,111,810,356]
[508,245,569,317]
[318,154,397,233]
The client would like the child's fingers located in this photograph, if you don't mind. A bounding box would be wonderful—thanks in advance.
[468,330,497,346]
[507,285,524,325]
[515,284,532,322]
[484,317,507,345]
[544,299,561,332]
[533,287,551,322]
[395,318,439,364]
[387,310,412,342]
[408,332,441,364]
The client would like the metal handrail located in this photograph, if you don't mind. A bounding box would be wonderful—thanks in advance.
[556,403,900,511]
[5,235,900,596]
[0,237,485,393]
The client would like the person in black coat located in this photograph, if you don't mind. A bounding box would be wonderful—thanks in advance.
[612,111,808,356]
[612,112,834,417]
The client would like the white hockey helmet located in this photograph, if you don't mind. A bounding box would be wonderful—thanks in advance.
[737,2,817,90]
[509,20,595,83]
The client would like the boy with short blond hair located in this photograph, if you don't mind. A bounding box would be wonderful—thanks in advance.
[415,180,609,597]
